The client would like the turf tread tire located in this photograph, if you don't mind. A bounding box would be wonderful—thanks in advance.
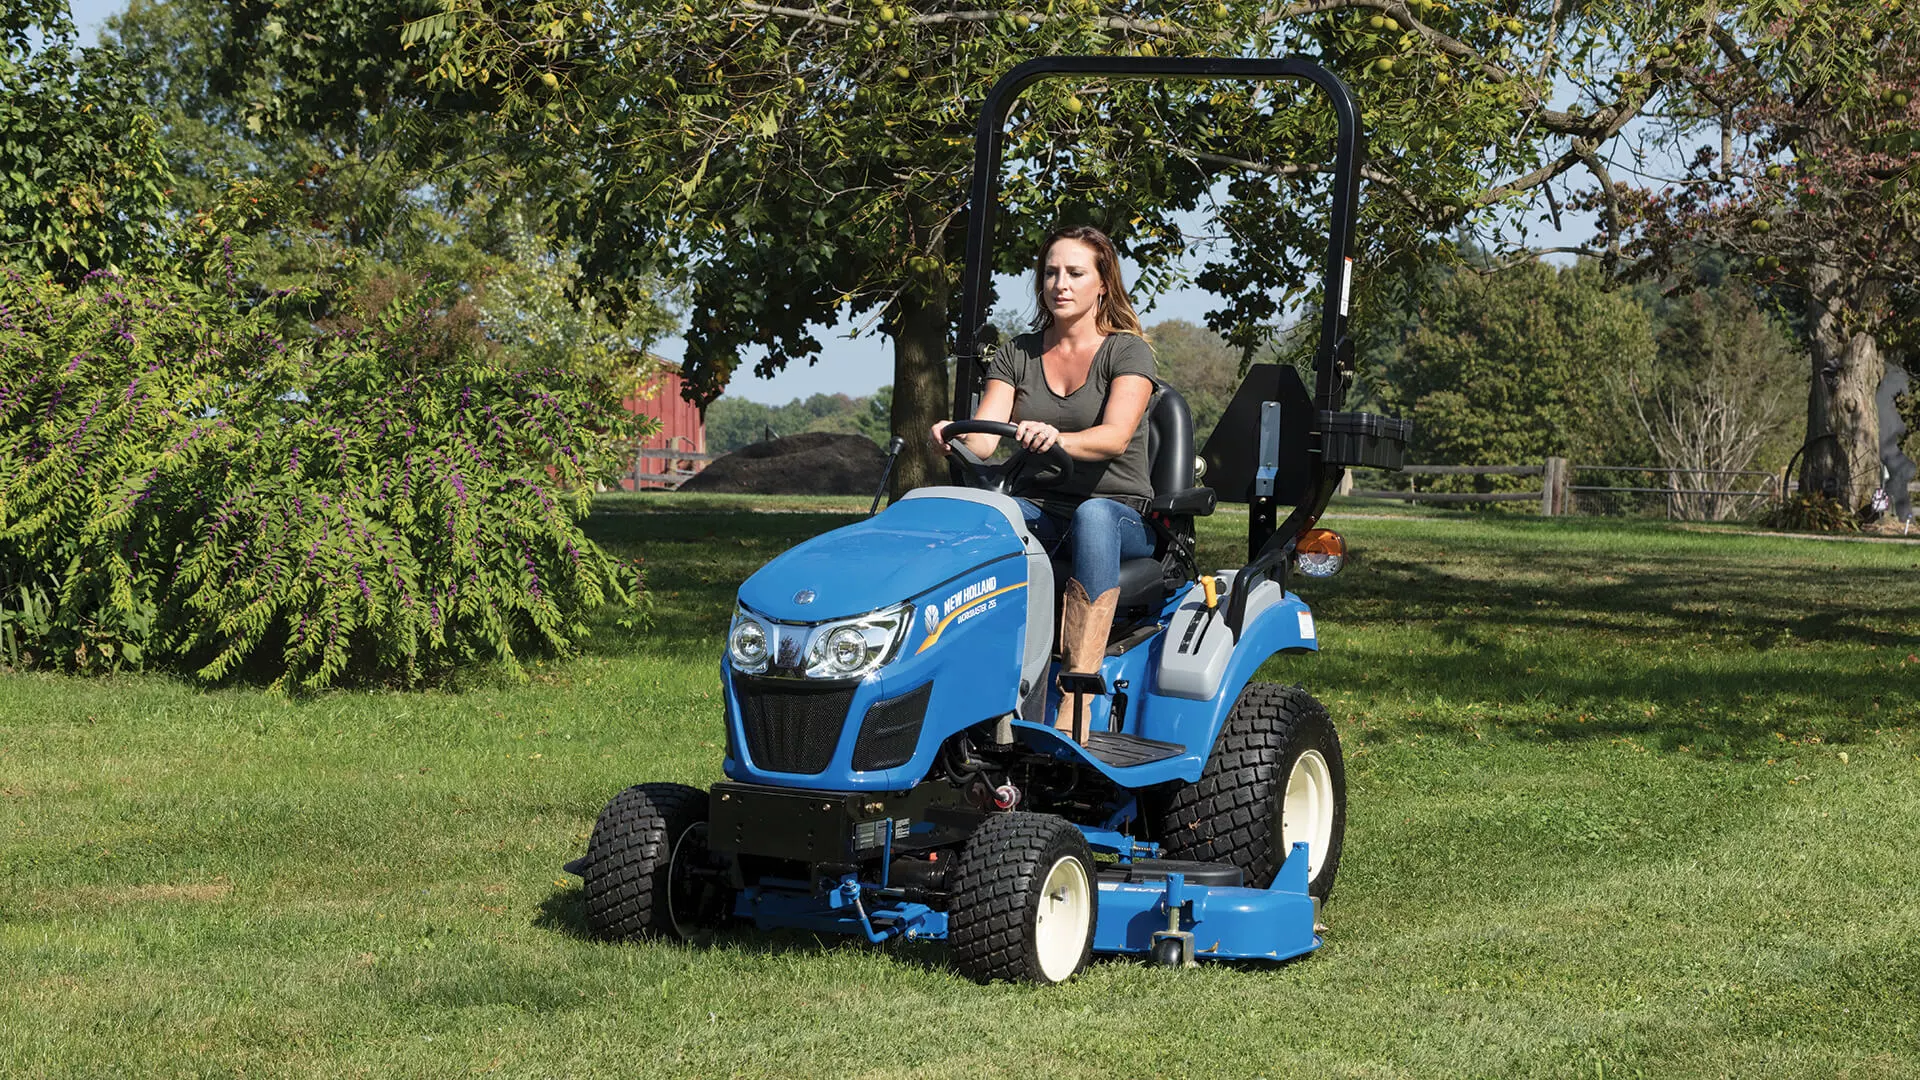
[1156,682,1345,899]
[948,813,1097,985]
[580,782,706,941]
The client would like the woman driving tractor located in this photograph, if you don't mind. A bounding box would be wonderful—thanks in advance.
[931,224,1156,743]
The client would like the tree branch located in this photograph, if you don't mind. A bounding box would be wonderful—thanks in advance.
[735,3,857,28]
[1580,150,1622,261]
[1149,140,1432,219]
[1475,245,1604,272]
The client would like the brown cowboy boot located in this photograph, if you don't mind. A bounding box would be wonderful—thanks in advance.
[1055,579,1119,744]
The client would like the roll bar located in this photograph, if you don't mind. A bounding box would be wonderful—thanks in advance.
[951,55,1368,638]
[953,55,1362,422]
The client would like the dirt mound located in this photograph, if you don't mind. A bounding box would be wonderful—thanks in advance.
[681,431,888,496]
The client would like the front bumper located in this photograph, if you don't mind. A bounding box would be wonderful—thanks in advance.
[707,781,982,867]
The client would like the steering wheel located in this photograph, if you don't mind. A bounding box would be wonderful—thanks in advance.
[940,420,1076,494]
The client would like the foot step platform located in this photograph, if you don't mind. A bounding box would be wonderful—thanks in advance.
[1082,731,1185,768]
[1098,859,1245,888]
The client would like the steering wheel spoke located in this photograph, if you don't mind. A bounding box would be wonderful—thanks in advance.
[941,421,1074,493]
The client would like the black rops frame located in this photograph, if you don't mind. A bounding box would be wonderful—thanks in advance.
[952,55,1365,639]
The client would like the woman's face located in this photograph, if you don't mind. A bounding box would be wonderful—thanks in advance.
[1042,238,1105,324]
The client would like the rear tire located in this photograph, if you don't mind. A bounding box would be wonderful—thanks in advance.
[948,813,1098,985]
[579,782,728,940]
[1155,683,1346,899]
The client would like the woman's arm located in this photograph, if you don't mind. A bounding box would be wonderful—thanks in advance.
[930,379,1016,457]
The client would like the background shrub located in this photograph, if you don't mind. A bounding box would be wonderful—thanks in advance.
[0,268,644,688]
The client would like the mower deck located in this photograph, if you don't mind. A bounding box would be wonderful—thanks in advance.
[727,840,1322,965]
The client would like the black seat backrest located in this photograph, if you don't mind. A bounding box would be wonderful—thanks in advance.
[1143,380,1196,500]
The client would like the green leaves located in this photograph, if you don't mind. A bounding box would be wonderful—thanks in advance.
[399,10,459,50]
[0,268,645,688]
[0,20,176,284]
[1377,260,1655,482]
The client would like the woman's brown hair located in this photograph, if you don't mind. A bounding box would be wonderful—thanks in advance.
[1031,225,1148,341]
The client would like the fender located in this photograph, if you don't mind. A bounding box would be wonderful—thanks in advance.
[1123,584,1319,783]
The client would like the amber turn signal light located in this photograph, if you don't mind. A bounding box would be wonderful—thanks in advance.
[1295,528,1346,579]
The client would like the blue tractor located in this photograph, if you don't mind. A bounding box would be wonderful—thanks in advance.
[567,55,1408,983]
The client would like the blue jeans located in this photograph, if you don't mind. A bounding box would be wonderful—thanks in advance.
[1018,497,1155,597]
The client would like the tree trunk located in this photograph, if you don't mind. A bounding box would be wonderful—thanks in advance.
[888,273,951,498]
[1800,267,1884,510]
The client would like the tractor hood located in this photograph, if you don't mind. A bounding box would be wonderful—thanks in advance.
[736,491,1031,623]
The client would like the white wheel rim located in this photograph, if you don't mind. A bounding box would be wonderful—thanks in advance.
[666,822,706,939]
[1283,749,1335,881]
[1033,855,1093,983]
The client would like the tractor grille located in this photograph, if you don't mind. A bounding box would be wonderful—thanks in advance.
[733,674,856,774]
[850,683,932,772]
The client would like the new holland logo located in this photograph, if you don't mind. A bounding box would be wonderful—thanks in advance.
[942,576,998,617]
[914,577,1026,655]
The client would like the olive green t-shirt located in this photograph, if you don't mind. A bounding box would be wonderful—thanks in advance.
[986,331,1156,508]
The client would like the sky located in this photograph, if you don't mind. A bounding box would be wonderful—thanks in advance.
[66,0,1601,407]
[68,0,119,45]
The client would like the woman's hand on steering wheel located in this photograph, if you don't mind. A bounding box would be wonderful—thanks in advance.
[936,419,1075,493]
[1010,420,1061,455]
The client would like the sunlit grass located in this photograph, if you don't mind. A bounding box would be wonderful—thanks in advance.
[3,498,1916,1077]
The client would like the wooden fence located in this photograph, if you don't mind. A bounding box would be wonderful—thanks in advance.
[627,447,721,490]
[1346,459,1824,518]
[1346,460,1571,515]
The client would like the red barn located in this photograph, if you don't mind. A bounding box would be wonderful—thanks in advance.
[620,361,709,490]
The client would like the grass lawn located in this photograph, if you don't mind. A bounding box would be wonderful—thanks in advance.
[4,496,1917,1078]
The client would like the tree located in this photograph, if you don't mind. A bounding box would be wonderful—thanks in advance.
[0,2,174,281]
[475,212,672,393]
[1619,282,1801,520]
[224,0,1713,491]
[703,390,890,452]
[0,264,644,687]
[106,0,493,295]
[1376,259,1652,485]
[701,398,775,453]
[1590,0,1920,512]
[1142,318,1250,440]
[103,0,679,387]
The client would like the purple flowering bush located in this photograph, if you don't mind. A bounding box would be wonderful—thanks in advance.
[0,268,645,688]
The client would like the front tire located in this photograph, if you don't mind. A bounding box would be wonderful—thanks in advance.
[1156,683,1347,899]
[948,813,1098,984]
[579,782,728,940]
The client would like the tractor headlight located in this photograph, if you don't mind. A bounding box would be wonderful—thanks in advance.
[728,610,772,674]
[728,602,913,679]
[803,603,913,679]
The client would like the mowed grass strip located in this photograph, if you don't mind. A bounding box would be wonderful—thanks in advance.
[3,497,1917,1078]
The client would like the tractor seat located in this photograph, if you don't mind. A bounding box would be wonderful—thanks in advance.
[1117,381,1215,616]
[1115,557,1168,615]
